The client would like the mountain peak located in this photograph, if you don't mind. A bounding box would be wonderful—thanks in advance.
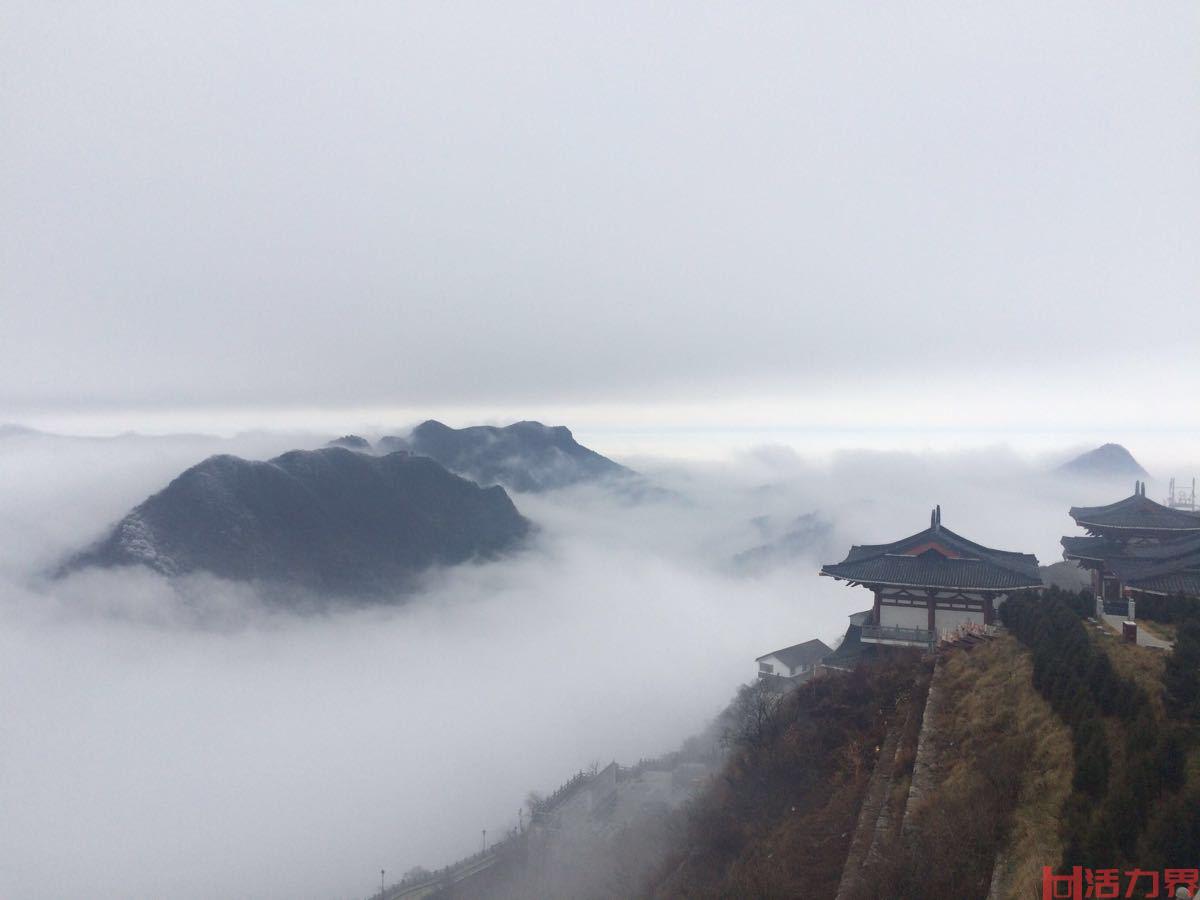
[327,434,371,450]
[1058,443,1149,479]
[406,420,629,492]
[62,447,530,599]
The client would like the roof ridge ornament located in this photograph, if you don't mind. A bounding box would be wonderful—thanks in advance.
[931,504,942,532]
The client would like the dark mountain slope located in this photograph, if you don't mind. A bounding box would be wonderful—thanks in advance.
[64,447,530,595]
[408,419,632,492]
[327,434,371,450]
[1059,443,1149,479]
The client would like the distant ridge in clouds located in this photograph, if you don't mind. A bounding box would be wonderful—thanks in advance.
[1057,443,1149,480]
[407,419,634,493]
[61,447,530,599]
[326,434,372,451]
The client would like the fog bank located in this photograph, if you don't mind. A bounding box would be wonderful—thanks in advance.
[0,430,1167,899]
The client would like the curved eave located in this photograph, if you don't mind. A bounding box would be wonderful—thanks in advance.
[1074,520,1200,533]
[1123,585,1173,597]
[1062,549,1105,563]
[819,570,1042,592]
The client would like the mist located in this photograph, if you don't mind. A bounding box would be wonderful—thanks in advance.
[0,426,1161,899]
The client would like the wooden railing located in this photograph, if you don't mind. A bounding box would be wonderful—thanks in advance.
[861,624,935,646]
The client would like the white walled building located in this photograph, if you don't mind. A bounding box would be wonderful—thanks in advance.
[819,507,1043,648]
[756,638,832,680]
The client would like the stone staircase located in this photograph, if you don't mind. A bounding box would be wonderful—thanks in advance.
[833,722,904,900]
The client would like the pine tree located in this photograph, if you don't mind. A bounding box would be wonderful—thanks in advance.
[1164,620,1200,720]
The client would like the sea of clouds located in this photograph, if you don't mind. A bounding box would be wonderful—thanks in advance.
[0,428,1154,899]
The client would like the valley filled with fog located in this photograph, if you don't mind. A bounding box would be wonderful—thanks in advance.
[0,427,1170,900]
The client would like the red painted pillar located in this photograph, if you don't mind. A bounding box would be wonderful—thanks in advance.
[927,592,936,634]
[983,594,995,625]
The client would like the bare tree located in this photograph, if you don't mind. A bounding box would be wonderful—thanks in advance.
[723,680,785,750]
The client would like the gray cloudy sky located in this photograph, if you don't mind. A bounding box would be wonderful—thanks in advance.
[3,2,1197,432]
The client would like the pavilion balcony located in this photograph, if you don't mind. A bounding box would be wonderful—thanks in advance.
[861,624,935,648]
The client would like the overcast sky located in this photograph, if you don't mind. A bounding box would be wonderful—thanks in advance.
[3,2,1198,435]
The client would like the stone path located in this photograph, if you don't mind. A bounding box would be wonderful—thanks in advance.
[1101,614,1173,650]
[900,659,944,839]
[834,722,903,900]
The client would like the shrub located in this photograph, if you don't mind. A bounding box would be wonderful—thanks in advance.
[1164,620,1200,720]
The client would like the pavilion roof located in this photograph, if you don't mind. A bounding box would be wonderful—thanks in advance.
[1069,489,1200,534]
[822,622,880,669]
[1126,570,1200,598]
[1062,533,1200,564]
[1061,535,1123,561]
[820,508,1042,592]
[1105,550,1200,586]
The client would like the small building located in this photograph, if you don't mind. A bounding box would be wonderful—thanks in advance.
[756,638,832,680]
[820,610,880,671]
[820,506,1043,648]
[1062,480,1200,605]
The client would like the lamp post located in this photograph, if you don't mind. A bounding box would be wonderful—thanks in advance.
[380,869,385,899]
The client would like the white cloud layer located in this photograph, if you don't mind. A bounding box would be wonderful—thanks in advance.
[0,429,1163,899]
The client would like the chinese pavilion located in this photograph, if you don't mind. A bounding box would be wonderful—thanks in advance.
[820,506,1043,648]
[1061,480,1200,604]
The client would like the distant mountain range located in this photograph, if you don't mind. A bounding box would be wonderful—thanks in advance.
[1038,560,1091,591]
[407,420,633,492]
[62,447,530,597]
[325,420,635,493]
[1058,443,1149,480]
[732,512,834,574]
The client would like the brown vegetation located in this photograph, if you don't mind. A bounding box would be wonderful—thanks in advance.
[1094,627,1168,718]
[649,653,932,899]
[870,635,1073,900]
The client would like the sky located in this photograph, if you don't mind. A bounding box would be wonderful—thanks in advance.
[3,1,1199,437]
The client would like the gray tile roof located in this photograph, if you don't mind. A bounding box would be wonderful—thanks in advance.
[1062,533,1200,563]
[821,518,1042,592]
[1106,550,1200,586]
[1070,492,1200,533]
[1128,570,1200,597]
[1061,535,1123,561]
[1062,495,1200,597]
[822,623,881,668]
[756,638,832,669]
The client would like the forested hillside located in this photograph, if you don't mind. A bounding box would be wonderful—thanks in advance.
[643,588,1200,899]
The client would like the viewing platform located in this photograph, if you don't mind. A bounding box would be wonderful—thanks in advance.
[861,624,935,648]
